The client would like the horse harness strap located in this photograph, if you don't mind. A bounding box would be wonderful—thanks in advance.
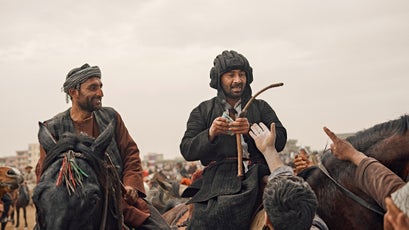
[318,164,385,216]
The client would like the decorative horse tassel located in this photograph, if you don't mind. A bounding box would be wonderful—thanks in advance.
[56,155,67,186]
[55,150,89,195]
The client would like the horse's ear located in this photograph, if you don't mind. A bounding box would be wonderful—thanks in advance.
[38,122,56,152]
[92,120,114,155]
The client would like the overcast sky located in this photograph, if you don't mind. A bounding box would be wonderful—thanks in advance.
[0,0,408,160]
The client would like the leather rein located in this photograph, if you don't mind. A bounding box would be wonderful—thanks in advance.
[318,163,385,216]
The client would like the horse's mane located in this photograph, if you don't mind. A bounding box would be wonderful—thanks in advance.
[41,132,103,182]
[321,115,409,161]
[346,114,409,153]
[319,114,409,179]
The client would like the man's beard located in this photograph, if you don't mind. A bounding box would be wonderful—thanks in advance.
[78,97,102,113]
[224,83,244,99]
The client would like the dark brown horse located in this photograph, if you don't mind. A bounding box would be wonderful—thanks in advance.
[301,115,409,230]
[12,183,30,229]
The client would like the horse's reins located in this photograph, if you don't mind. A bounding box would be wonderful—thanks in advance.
[0,181,18,189]
[236,82,284,178]
[318,163,385,216]
[102,152,125,230]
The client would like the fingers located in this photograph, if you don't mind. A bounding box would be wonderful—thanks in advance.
[210,117,230,136]
[250,123,263,133]
[269,122,275,131]
[249,123,260,139]
[250,122,270,136]
[323,126,339,142]
[124,186,138,204]
[228,118,250,134]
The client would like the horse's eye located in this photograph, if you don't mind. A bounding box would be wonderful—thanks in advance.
[90,195,101,206]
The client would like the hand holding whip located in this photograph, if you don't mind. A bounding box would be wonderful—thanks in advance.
[236,82,284,178]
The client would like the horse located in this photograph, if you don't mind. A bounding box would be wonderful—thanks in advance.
[161,193,266,230]
[12,183,30,229]
[147,171,189,214]
[0,167,23,198]
[300,115,409,230]
[33,121,123,230]
[0,166,24,230]
[159,166,267,229]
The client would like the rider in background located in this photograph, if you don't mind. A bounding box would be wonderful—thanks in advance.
[35,63,170,229]
[23,165,35,206]
[180,50,287,229]
[323,126,409,230]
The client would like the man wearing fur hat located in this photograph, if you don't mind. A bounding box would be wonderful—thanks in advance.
[180,50,287,229]
[35,64,170,229]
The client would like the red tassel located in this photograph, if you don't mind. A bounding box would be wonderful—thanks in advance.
[56,156,67,186]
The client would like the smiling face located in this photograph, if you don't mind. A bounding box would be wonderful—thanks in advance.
[220,69,247,105]
[70,77,104,113]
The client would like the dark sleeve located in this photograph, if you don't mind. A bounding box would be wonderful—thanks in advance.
[355,157,405,209]
[114,112,145,195]
[180,105,216,163]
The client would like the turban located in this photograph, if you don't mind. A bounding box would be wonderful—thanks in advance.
[62,63,101,94]
[391,182,409,216]
[209,50,253,89]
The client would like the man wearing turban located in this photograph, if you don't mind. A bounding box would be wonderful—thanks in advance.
[35,64,170,229]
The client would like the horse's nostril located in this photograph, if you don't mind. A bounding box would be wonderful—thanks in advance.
[7,169,17,176]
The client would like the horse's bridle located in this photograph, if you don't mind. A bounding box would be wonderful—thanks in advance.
[318,163,385,216]
[101,152,124,230]
[0,182,17,189]
[53,151,122,230]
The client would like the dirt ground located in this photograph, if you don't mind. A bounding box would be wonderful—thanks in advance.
[5,204,36,230]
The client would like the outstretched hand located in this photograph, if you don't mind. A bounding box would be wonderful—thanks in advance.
[323,126,367,166]
[250,122,284,172]
[249,122,276,154]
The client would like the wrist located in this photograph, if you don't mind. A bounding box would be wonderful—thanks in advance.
[350,152,367,166]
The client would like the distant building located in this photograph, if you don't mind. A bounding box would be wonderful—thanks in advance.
[29,143,40,169]
[0,143,40,172]
[143,152,165,168]
[336,132,355,140]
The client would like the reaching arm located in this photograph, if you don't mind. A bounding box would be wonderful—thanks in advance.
[323,126,367,166]
[323,126,405,209]
[249,122,284,172]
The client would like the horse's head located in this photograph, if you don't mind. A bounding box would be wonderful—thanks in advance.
[148,171,188,214]
[0,166,24,197]
[33,121,122,230]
